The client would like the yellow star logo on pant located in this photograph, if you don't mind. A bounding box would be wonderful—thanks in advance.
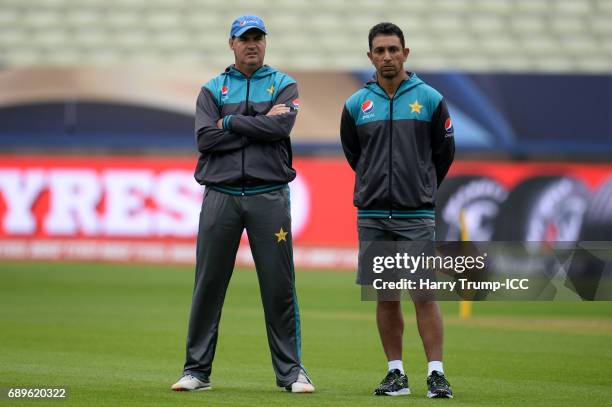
[409,100,423,114]
[274,227,288,242]
[267,85,275,94]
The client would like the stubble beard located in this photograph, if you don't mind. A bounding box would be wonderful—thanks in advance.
[379,68,399,80]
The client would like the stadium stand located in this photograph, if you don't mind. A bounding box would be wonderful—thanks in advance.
[0,0,610,72]
[0,1,610,155]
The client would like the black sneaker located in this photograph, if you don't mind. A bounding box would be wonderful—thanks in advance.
[373,369,410,396]
[427,370,453,398]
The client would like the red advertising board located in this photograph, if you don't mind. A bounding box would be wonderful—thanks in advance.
[0,155,611,268]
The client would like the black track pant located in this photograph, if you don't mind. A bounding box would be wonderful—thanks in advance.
[183,187,302,387]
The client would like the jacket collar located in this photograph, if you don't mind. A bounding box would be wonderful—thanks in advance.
[225,64,276,79]
[366,71,423,99]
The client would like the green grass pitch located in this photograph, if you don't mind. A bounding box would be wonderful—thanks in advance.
[1,261,611,406]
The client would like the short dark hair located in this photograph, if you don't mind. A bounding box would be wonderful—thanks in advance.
[368,22,405,50]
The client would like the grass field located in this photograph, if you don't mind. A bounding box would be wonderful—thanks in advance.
[1,261,611,406]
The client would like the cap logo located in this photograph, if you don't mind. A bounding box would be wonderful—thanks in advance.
[240,19,258,26]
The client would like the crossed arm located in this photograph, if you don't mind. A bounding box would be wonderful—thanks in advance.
[216,104,290,129]
[196,83,298,154]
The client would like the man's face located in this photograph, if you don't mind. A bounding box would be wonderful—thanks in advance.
[229,29,266,69]
[367,34,409,79]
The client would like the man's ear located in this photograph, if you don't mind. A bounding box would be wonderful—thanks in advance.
[228,37,234,50]
[367,51,373,64]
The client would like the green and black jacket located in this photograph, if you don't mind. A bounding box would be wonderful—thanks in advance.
[194,65,298,195]
[340,72,455,219]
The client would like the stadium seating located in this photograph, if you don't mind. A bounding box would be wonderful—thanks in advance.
[0,0,610,71]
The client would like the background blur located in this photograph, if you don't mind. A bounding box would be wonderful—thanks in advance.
[1,0,611,266]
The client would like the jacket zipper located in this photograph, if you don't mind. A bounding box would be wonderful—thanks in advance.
[242,78,250,196]
[388,96,394,218]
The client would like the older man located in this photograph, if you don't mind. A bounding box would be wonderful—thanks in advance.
[171,15,313,394]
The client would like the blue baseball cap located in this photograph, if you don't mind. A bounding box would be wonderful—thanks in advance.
[230,15,267,38]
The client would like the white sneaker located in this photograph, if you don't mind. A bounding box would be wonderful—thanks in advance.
[171,374,211,391]
[286,369,315,393]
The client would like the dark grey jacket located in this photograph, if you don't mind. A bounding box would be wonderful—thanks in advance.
[194,65,299,195]
[341,73,455,218]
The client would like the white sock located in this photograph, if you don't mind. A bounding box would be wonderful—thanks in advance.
[388,360,404,374]
[428,361,444,376]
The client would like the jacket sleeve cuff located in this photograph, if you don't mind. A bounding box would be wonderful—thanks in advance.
[222,115,233,130]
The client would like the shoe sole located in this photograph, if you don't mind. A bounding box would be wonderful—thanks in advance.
[374,388,411,396]
[427,390,453,398]
[385,388,411,396]
[288,383,315,393]
[171,386,212,392]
